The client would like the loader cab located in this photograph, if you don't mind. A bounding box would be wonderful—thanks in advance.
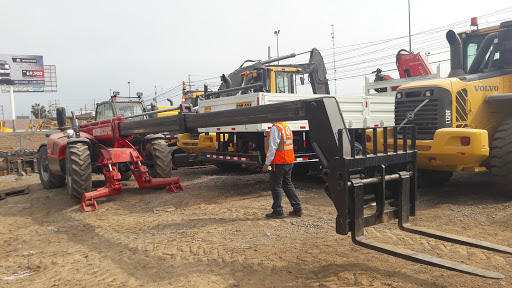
[458,20,502,73]
[95,92,147,121]
[459,20,512,74]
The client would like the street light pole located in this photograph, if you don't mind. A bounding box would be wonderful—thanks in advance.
[274,30,280,64]
[408,0,412,51]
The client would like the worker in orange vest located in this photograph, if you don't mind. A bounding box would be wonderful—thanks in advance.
[263,122,303,218]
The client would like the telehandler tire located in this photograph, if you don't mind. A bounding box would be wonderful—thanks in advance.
[66,143,92,199]
[38,146,65,189]
[120,170,132,181]
[489,119,512,196]
[145,139,173,178]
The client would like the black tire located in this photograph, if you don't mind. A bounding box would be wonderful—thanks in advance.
[417,169,453,188]
[145,139,173,178]
[489,119,512,195]
[66,143,92,199]
[38,146,65,189]
[120,170,132,181]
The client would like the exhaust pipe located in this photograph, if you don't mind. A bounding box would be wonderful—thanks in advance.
[446,30,465,77]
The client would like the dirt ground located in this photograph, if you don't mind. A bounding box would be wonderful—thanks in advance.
[0,167,510,288]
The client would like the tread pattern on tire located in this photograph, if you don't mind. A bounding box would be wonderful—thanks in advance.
[489,119,512,195]
[38,146,65,189]
[146,139,173,178]
[67,143,92,199]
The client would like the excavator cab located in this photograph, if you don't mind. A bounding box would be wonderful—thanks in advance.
[240,67,300,94]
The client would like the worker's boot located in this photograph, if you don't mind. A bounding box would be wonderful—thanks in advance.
[265,210,285,219]
[288,209,303,217]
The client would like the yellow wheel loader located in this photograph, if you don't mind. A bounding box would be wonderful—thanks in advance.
[367,20,512,193]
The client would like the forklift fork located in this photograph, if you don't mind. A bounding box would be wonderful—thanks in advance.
[321,126,511,279]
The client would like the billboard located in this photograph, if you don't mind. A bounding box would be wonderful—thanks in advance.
[1,65,57,93]
[0,54,44,86]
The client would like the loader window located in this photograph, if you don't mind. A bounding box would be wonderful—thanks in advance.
[275,72,296,94]
[462,34,488,73]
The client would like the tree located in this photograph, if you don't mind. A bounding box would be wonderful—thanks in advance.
[31,103,47,119]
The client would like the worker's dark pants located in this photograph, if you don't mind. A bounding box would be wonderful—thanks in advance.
[270,163,302,213]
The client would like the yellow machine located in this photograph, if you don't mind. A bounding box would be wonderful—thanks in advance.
[175,91,214,156]
[367,20,512,192]
[0,122,13,132]
[176,67,304,158]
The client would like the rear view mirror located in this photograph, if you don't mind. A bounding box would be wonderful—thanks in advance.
[300,76,305,85]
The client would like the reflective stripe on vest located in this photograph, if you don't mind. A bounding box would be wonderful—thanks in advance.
[271,122,295,164]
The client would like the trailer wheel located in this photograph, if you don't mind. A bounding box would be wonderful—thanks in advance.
[489,119,512,196]
[417,169,453,187]
[66,143,92,199]
[214,163,242,171]
[292,165,310,180]
[38,146,65,189]
[145,139,173,178]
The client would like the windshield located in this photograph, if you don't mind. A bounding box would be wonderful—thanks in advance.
[463,34,489,73]
[115,102,145,120]
[275,71,296,94]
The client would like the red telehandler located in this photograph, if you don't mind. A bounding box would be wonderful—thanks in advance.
[37,104,184,212]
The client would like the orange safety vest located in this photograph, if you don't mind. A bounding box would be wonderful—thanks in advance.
[271,122,295,164]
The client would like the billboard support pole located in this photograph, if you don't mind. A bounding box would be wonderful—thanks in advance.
[9,86,15,131]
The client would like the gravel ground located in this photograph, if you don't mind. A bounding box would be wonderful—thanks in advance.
[0,168,510,287]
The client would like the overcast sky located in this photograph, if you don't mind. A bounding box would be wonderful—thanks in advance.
[1,0,511,119]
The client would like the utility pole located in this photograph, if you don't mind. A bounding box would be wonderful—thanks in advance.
[274,30,280,64]
[188,75,191,91]
[154,86,158,105]
[408,0,412,51]
[268,46,271,60]
[331,24,337,95]
[1,105,4,120]
[128,81,131,97]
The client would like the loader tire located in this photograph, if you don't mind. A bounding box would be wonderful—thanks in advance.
[38,146,65,189]
[145,139,173,178]
[417,169,453,188]
[66,143,92,199]
[489,119,512,196]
